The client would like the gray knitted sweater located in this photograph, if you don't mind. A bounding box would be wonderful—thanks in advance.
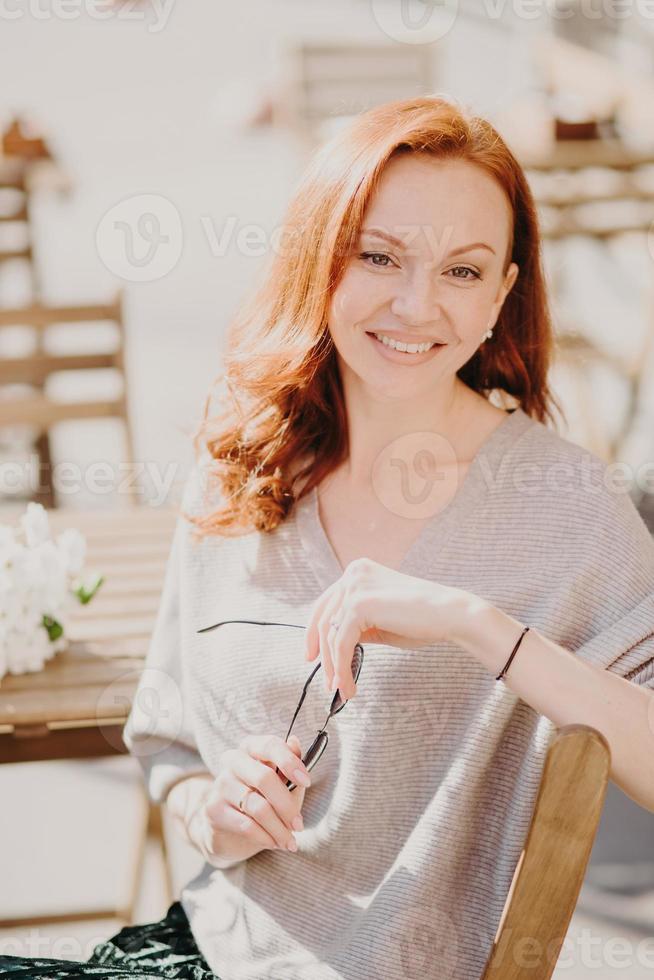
[123,407,654,980]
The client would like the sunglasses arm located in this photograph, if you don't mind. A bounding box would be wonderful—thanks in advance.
[284,661,321,741]
[196,618,308,634]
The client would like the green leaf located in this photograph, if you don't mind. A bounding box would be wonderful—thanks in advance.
[42,615,63,641]
[74,573,104,605]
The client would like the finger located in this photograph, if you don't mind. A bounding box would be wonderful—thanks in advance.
[202,776,278,851]
[304,583,337,662]
[326,598,348,694]
[234,752,304,839]
[287,734,302,758]
[331,607,360,700]
[226,808,278,851]
[318,597,341,692]
[285,736,308,812]
[242,734,311,787]
[286,778,308,809]
[230,773,299,850]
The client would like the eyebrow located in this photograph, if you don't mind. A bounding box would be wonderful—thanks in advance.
[360,228,496,257]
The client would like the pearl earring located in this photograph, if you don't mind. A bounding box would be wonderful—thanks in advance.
[483,327,494,341]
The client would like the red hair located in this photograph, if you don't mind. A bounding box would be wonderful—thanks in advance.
[186,95,562,539]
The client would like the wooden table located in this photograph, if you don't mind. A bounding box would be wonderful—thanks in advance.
[0,502,178,926]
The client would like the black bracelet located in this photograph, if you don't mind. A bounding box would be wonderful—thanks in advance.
[495,626,530,682]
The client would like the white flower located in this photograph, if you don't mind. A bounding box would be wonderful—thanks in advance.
[0,504,102,681]
[5,627,46,674]
[37,541,69,615]
[19,502,51,548]
[55,528,86,577]
[0,526,16,550]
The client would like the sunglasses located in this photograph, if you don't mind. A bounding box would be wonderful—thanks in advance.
[197,618,364,791]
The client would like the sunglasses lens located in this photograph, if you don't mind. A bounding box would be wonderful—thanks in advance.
[352,644,364,681]
[303,732,328,772]
[330,644,364,715]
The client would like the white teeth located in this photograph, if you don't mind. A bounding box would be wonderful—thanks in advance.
[372,332,438,354]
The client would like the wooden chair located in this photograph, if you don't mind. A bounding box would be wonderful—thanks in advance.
[2,115,54,162]
[482,724,611,979]
[0,156,41,300]
[0,291,137,507]
[0,117,66,303]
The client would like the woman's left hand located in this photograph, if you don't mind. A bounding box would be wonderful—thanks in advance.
[303,557,475,698]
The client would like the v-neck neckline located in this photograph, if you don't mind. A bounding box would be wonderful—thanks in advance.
[295,407,534,590]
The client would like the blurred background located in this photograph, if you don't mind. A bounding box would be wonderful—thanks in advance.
[1,2,654,977]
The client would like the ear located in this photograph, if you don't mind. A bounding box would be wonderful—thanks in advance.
[488,262,519,331]
[503,261,519,297]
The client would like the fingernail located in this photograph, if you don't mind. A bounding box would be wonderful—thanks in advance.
[330,676,338,692]
[292,814,304,831]
[293,768,311,787]
[287,837,298,852]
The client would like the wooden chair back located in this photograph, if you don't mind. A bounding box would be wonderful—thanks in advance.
[0,157,40,299]
[0,290,136,506]
[482,724,611,979]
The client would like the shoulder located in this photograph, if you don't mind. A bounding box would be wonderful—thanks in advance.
[491,409,653,553]
[169,453,230,552]
[177,451,224,514]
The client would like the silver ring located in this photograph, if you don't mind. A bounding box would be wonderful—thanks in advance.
[239,788,253,813]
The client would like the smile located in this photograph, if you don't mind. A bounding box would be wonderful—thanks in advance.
[366,331,445,363]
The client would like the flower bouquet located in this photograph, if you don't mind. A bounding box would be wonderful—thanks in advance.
[0,502,103,682]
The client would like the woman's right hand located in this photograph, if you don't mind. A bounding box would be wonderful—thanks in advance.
[188,733,311,867]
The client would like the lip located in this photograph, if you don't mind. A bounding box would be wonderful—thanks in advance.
[367,330,447,344]
[366,331,445,364]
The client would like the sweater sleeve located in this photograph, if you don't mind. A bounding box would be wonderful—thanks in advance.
[122,462,211,804]
[564,484,654,693]
[572,590,654,693]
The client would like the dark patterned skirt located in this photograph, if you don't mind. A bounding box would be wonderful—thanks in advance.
[0,902,221,979]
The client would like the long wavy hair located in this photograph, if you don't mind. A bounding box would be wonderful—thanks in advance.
[185,95,562,539]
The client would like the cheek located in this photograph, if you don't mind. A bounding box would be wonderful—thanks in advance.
[452,284,496,334]
[329,271,376,337]
[330,287,352,325]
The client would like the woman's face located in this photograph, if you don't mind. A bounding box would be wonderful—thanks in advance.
[327,153,519,399]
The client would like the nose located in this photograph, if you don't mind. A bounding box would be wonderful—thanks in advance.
[389,266,444,328]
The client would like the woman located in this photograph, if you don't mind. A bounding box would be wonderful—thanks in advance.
[3,96,654,980]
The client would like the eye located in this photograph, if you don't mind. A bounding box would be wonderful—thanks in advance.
[446,265,481,281]
[358,251,397,269]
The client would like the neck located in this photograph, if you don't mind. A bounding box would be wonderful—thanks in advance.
[335,373,479,491]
